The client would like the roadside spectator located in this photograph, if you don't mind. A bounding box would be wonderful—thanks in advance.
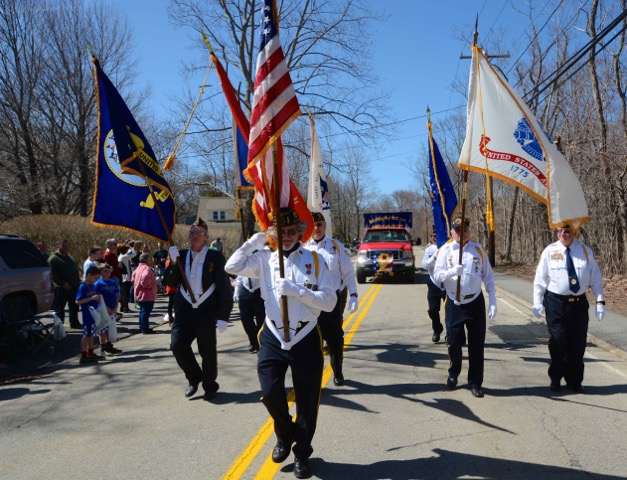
[95,264,122,356]
[103,239,121,303]
[37,242,49,260]
[210,237,223,252]
[48,239,82,329]
[83,246,104,280]
[132,253,157,334]
[163,257,177,324]
[117,244,133,313]
[153,242,168,274]
[75,266,102,363]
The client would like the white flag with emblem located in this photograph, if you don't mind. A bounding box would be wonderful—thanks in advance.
[458,45,589,231]
[307,117,333,236]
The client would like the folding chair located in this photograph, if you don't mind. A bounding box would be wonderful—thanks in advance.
[0,296,56,359]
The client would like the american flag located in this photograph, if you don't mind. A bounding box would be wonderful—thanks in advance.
[247,0,301,165]
[243,0,312,239]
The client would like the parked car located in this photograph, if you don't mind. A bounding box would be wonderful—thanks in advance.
[0,235,54,318]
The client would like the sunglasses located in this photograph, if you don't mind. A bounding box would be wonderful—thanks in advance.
[314,222,325,228]
[281,227,298,236]
[189,229,205,235]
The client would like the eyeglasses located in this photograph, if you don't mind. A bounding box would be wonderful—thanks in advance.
[281,227,298,236]
[189,229,205,235]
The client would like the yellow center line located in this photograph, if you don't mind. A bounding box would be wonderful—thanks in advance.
[221,283,381,480]
[251,284,383,480]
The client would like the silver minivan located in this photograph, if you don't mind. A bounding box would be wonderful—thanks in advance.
[0,235,54,316]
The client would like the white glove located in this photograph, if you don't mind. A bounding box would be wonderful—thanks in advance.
[247,232,267,251]
[445,264,463,279]
[275,278,303,297]
[169,246,179,261]
[233,293,239,303]
[532,305,544,318]
[596,305,605,321]
[348,296,358,313]
[488,304,497,320]
[216,319,228,333]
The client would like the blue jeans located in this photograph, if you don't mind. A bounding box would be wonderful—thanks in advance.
[137,301,154,332]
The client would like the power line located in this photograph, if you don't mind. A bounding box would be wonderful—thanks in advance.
[525,7,627,104]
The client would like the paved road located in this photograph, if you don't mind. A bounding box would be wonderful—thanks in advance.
[1,247,627,479]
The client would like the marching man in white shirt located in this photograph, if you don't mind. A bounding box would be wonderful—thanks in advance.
[421,230,446,343]
[225,208,336,479]
[433,217,497,398]
[532,224,604,394]
[304,211,359,386]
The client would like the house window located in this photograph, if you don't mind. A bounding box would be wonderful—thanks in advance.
[213,211,226,221]
[213,211,219,221]
[220,211,226,220]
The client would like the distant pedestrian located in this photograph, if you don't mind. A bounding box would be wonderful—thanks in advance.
[210,237,223,253]
[75,266,102,363]
[83,246,104,280]
[433,218,497,398]
[532,224,605,394]
[37,242,49,260]
[117,244,133,313]
[421,231,446,343]
[48,239,81,329]
[131,253,157,334]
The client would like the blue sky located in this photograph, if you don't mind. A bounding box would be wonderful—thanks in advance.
[110,0,533,195]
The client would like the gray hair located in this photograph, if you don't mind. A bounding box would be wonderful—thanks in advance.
[139,252,151,264]
[106,238,117,247]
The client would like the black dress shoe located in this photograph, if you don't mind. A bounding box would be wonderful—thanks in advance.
[248,344,259,353]
[271,442,291,463]
[293,457,312,479]
[203,390,217,401]
[550,381,561,392]
[185,382,200,398]
[570,384,585,394]
[333,373,345,386]
[471,386,484,398]
[432,332,440,343]
[446,376,457,389]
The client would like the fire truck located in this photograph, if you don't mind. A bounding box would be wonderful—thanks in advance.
[355,212,415,284]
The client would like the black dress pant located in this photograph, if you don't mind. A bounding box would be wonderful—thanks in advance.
[445,293,486,388]
[318,289,344,375]
[544,291,589,387]
[53,286,79,327]
[170,306,219,394]
[426,278,446,334]
[239,288,265,349]
[257,325,323,460]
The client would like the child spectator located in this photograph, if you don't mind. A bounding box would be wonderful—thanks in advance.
[75,266,102,363]
[95,264,122,356]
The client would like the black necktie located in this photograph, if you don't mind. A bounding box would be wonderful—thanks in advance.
[565,247,580,293]
[248,278,253,289]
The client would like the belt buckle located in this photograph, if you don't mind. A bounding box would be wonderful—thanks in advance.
[568,297,576,302]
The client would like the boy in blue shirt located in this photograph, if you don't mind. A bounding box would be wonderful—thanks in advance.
[95,264,122,356]
[75,266,102,364]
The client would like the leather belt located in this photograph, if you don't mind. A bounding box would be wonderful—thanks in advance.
[547,291,586,303]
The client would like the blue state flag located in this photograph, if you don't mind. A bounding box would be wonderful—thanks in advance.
[234,124,253,189]
[91,58,176,241]
[428,129,458,247]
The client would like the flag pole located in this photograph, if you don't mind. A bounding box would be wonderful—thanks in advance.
[456,16,479,303]
[133,154,197,304]
[272,143,291,342]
